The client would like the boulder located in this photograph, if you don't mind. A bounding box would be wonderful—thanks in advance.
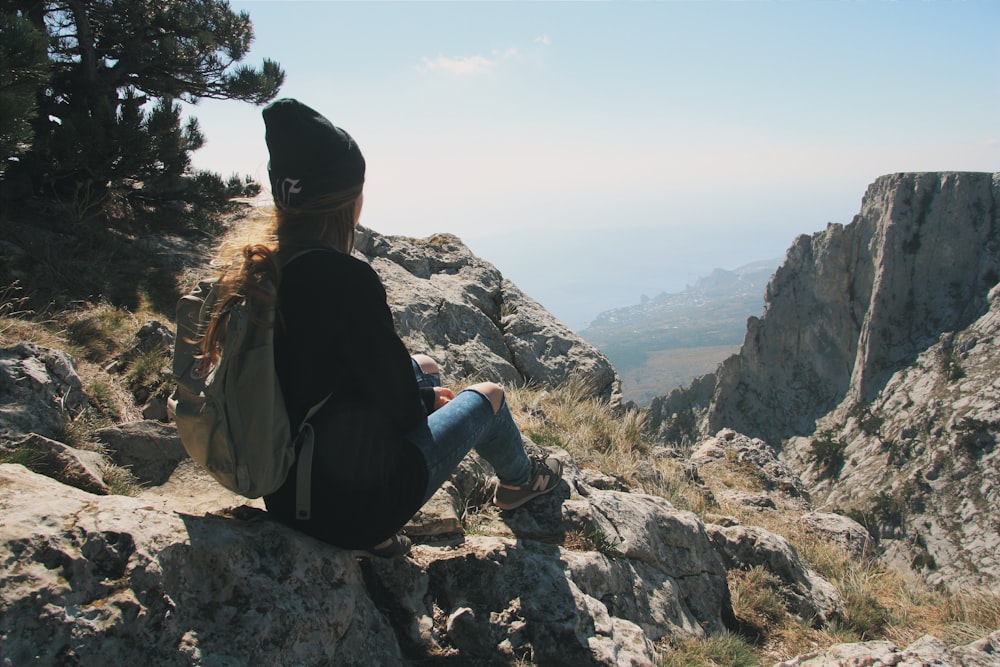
[356,227,621,403]
[0,464,402,666]
[92,420,188,486]
[706,524,843,625]
[0,432,109,495]
[800,512,874,560]
[0,343,89,443]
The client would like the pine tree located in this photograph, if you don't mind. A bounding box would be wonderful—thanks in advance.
[1,0,284,212]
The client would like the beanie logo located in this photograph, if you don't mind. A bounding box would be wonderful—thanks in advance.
[280,178,303,204]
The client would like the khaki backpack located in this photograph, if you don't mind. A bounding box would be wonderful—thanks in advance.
[168,257,326,520]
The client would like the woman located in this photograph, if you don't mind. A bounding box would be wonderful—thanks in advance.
[205,98,562,557]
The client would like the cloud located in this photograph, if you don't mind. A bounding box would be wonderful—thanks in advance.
[416,48,520,76]
[534,34,550,46]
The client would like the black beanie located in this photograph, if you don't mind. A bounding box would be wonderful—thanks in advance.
[262,98,365,206]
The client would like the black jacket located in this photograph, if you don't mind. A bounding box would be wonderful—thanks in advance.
[263,249,430,548]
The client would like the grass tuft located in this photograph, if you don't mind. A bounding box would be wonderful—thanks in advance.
[660,633,761,667]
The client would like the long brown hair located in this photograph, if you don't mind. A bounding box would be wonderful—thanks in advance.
[197,190,361,361]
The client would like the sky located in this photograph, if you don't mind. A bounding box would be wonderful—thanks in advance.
[185,0,1000,330]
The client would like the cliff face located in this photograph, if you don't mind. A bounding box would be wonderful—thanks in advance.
[647,171,1000,588]
[787,284,1000,589]
[652,172,999,443]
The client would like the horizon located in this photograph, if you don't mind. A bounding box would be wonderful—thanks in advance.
[185,1,999,330]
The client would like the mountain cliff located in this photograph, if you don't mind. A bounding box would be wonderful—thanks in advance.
[647,171,1000,589]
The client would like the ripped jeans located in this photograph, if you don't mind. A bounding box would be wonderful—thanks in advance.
[404,362,532,504]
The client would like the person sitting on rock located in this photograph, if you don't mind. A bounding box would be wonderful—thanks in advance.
[203,98,563,557]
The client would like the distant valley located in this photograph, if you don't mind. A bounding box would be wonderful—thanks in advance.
[580,259,779,405]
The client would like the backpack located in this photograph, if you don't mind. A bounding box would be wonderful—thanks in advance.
[167,256,327,520]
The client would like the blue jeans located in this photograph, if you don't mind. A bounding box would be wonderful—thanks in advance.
[405,389,533,505]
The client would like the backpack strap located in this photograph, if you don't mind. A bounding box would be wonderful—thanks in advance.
[294,395,331,520]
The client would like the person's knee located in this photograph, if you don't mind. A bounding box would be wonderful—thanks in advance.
[412,354,439,375]
[467,381,504,414]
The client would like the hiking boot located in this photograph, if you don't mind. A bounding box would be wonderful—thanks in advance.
[494,455,564,510]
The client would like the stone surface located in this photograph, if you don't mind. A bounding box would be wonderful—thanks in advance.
[800,512,874,561]
[0,431,736,665]
[0,343,89,443]
[0,432,110,495]
[774,630,1000,667]
[0,464,402,667]
[92,419,188,486]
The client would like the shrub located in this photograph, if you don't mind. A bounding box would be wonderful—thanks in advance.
[955,417,996,458]
[870,491,906,528]
[809,431,846,479]
[728,566,788,638]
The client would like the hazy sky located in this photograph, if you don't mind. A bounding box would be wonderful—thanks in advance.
[185,0,999,330]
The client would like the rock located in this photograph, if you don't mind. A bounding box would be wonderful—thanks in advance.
[774,630,1000,667]
[801,512,874,560]
[691,430,810,511]
[404,481,465,537]
[136,458,265,515]
[0,343,89,442]
[92,420,188,486]
[500,280,620,404]
[706,524,843,625]
[0,464,402,666]
[560,491,734,639]
[356,227,621,403]
[362,536,661,666]
[0,432,110,494]
[140,396,169,422]
[126,320,176,358]
[789,284,1000,589]
[715,489,776,510]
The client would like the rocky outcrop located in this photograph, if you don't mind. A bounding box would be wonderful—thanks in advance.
[649,171,999,444]
[0,343,89,443]
[357,228,621,403]
[785,283,1000,590]
[774,630,1000,667]
[646,172,1000,590]
[0,464,403,667]
[0,441,736,665]
[706,524,842,625]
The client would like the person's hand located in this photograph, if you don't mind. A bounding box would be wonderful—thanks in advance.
[434,387,456,410]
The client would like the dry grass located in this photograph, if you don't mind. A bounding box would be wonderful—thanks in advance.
[506,376,650,481]
[2,265,163,493]
[659,633,760,667]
